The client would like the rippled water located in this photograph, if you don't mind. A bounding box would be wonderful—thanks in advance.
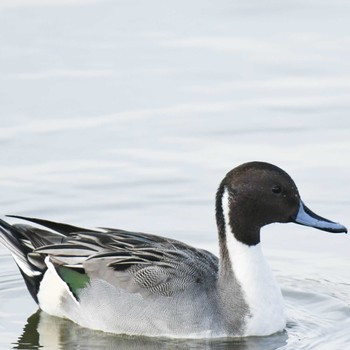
[1,0,350,349]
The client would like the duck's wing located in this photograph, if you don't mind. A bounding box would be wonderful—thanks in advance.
[10,216,219,299]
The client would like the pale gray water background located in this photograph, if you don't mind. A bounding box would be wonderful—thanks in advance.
[0,0,350,349]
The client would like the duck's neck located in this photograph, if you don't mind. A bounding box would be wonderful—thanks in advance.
[215,186,286,336]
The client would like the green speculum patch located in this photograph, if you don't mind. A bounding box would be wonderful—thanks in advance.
[58,266,90,300]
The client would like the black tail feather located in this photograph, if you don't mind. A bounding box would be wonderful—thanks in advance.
[19,270,42,304]
[0,218,46,304]
[1,215,96,304]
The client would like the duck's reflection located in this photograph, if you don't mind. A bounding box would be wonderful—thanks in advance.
[14,311,288,350]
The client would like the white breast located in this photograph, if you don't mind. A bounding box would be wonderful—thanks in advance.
[225,234,286,335]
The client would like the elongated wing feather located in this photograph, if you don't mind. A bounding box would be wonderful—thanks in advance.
[6,215,97,235]
[5,216,219,297]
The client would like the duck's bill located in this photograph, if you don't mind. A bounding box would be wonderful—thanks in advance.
[292,201,347,234]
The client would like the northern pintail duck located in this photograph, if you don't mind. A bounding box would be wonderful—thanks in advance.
[0,162,347,338]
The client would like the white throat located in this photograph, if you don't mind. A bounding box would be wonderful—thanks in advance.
[221,188,286,336]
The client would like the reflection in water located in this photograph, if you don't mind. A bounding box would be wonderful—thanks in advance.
[14,312,40,350]
[14,311,288,350]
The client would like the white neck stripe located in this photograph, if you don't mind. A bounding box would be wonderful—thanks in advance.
[220,187,286,336]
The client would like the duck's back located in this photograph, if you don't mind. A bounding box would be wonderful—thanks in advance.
[1,216,224,337]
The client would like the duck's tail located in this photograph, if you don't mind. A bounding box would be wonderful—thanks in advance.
[0,217,64,303]
[0,216,94,303]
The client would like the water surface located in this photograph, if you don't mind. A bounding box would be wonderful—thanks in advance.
[0,0,350,349]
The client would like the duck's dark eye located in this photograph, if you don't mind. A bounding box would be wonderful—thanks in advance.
[272,185,282,194]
